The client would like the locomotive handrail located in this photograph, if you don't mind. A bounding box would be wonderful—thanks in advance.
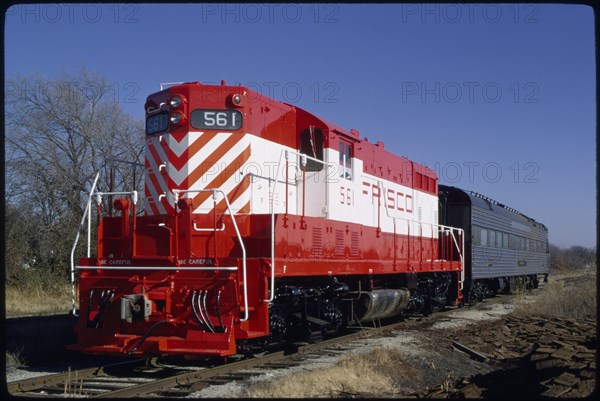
[193,221,226,232]
[70,187,140,316]
[267,148,330,303]
[94,190,139,202]
[173,188,249,322]
[376,179,465,289]
[76,265,238,271]
[70,171,101,317]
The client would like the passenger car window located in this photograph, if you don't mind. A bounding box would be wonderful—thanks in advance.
[472,226,481,245]
[488,230,496,247]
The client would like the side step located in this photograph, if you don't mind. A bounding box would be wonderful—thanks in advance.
[292,313,331,342]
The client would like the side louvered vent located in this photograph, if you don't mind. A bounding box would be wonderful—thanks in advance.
[350,231,360,257]
[335,229,345,256]
[312,227,322,257]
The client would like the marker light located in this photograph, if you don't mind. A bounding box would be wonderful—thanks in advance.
[229,93,244,107]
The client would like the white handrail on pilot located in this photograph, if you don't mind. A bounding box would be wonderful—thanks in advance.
[70,171,101,317]
[268,149,329,303]
[174,188,249,322]
[94,190,139,202]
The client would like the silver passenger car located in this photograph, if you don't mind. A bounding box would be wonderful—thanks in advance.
[438,185,549,300]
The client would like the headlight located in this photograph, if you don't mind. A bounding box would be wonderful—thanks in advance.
[170,112,182,125]
[170,96,182,108]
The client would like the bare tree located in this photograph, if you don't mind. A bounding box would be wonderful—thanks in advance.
[5,69,145,277]
[550,244,597,271]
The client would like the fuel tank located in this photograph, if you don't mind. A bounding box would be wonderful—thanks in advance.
[356,289,411,323]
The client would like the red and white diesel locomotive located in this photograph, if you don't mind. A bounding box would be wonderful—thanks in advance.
[69,81,465,357]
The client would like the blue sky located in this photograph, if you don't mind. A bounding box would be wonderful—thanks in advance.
[4,3,596,247]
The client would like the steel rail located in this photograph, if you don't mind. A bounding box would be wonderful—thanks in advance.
[7,309,456,397]
[89,324,404,398]
[7,359,148,395]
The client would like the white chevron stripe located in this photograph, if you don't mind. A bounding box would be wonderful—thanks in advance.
[178,133,248,192]
[145,140,170,212]
[144,170,167,215]
[188,138,250,212]
[145,139,168,195]
[229,184,251,214]
[149,135,168,173]
[192,166,246,213]
[167,131,204,158]
[168,133,232,186]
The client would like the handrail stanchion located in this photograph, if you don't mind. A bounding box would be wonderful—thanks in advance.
[70,172,101,317]
[266,149,326,303]
[216,189,248,322]
[301,155,307,222]
[461,230,465,289]
[267,150,285,303]
[285,151,289,217]
[87,199,92,257]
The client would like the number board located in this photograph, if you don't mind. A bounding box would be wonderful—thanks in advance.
[191,109,243,130]
[146,112,169,135]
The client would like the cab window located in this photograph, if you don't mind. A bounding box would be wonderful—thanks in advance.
[339,140,352,180]
[299,127,324,171]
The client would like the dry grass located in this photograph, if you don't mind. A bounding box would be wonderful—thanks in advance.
[514,273,596,319]
[243,348,420,398]
[4,282,72,316]
[244,271,597,398]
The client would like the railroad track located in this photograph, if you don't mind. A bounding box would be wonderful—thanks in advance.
[7,323,405,398]
[7,285,548,398]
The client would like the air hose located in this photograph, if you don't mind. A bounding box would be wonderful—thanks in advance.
[126,320,169,355]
